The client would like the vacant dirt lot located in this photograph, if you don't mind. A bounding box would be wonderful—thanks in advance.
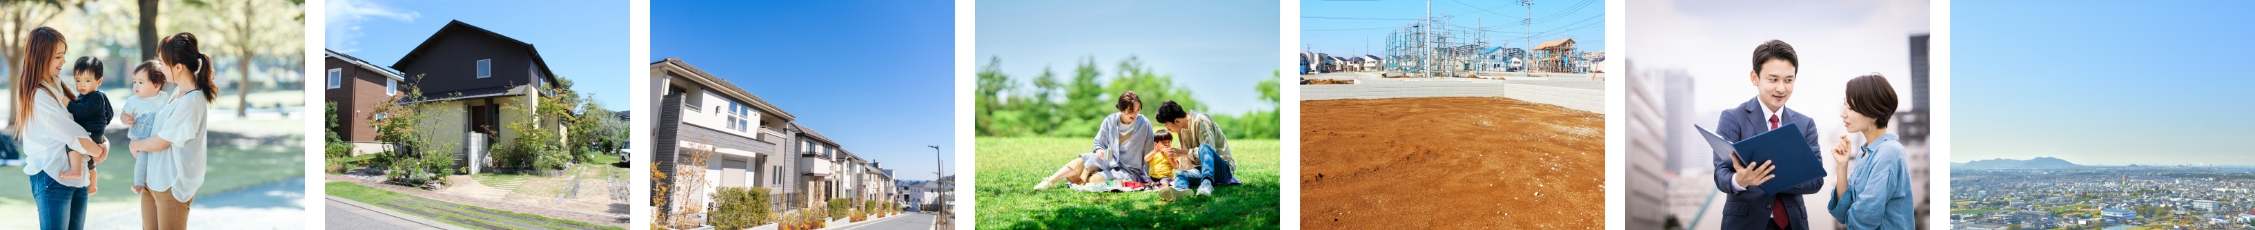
[1300,97,1605,229]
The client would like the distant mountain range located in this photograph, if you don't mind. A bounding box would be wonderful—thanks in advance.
[1957,157,2083,169]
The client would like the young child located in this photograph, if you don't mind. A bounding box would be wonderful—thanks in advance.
[63,57,112,194]
[122,61,168,195]
[1144,130,1177,186]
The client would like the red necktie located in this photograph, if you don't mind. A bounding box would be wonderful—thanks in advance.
[1768,114,1788,228]
[1769,114,1779,130]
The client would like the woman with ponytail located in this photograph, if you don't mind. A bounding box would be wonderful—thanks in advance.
[124,32,212,229]
[16,26,110,230]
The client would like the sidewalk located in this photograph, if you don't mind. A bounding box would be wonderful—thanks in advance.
[84,178,307,230]
[325,196,465,230]
[327,174,630,226]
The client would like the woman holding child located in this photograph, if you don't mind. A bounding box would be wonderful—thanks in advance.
[122,32,216,229]
[17,26,112,230]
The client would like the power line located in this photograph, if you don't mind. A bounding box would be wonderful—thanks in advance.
[1303,27,1404,32]
[1302,16,1423,21]
[1532,0,1598,23]
[1441,0,1524,20]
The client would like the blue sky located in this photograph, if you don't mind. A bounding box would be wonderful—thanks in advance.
[1302,0,1604,57]
[977,0,1281,115]
[1954,1,2255,165]
[324,0,630,110]
[653,1,955,180]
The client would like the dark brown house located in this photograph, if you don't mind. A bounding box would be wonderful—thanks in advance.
[323,49,404,154]
[387,20,564,169]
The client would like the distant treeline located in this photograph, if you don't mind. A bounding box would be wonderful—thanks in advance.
[975,56,1279,139]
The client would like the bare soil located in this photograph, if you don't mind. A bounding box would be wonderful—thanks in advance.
[1299,97,1605,229]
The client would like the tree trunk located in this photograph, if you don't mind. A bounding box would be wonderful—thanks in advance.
[237,0,252,117]
[140,0,158,62]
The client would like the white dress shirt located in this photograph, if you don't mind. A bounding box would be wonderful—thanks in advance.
[143,89,209,202]
[18,85,93,187]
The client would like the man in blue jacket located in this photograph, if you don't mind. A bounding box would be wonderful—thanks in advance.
[1714,40,1825,230]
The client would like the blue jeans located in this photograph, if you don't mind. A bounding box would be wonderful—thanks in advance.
[1174,144,1234,189]
[30,172,87,230]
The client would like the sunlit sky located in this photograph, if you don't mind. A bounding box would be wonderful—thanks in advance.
[325,0,630,110]
[653,1,955,180]
[977,0,1281,114]
[1952,0,2255,165]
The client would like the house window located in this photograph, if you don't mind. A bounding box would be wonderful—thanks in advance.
[326,68,342,89]
[385,79,397,96]
[476,59,492,79]
[773,166,783,185]
[725,101,751,132]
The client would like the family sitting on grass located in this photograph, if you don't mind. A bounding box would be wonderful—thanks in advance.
[1031,91,1239,200]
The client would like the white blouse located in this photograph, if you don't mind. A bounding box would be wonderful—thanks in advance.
[143,89,208,202]
[17,85,93,187]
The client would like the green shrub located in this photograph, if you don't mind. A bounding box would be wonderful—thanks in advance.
[710,187,774,229]
[828,198,851,219]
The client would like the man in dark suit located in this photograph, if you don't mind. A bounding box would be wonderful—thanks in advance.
[1714,40,1825,230]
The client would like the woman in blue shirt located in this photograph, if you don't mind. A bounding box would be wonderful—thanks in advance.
[1032,91,1153,190]
[1826,74,1914,229]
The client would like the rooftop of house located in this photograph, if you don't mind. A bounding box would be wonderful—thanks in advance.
[324,49,406,81]
[653,57,796,121]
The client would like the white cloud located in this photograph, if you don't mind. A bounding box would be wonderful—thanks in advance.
[325,0,418,53]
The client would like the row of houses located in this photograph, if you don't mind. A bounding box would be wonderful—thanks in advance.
[649,58,914,218]
[325,20,569,170]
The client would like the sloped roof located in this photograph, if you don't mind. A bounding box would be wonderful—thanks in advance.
[391,20,561,86]
[651,57,797,121]
[396,84,534,103]
[1535,38,1577,50]
[792,122,839,146]
[324,49,405,81]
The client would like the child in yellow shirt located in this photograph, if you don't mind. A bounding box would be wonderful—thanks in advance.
[1145,130,1188,182]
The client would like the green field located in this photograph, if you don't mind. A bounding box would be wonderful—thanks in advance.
[975,137,1279,229]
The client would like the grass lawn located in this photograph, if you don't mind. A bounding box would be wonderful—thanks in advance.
[328,182,620,230]
[975,137,1279,229]
[0,132,303,205]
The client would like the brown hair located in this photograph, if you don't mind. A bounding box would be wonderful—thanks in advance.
[1153,129,1172,143]
[1115,90,1141,112]
[1845,73,1898,128]
[134,60,169,87]
[160,32,216,100]
[15,26,69,132]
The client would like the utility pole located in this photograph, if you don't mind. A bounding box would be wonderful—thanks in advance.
[1424,0,1432,78]
[1520,0,1534,73]
[929,145,944,212]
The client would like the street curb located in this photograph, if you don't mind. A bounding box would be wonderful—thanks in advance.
[326,195,469,230]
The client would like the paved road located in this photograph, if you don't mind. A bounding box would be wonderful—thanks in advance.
[833,213,937,230]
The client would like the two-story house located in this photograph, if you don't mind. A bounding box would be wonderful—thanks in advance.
[323,49,405,155]
[650,58,799,215]
[389,20,566,172]
[791,123,843,208]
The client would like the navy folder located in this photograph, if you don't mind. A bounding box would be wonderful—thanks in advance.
[1698,123,1827,196]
